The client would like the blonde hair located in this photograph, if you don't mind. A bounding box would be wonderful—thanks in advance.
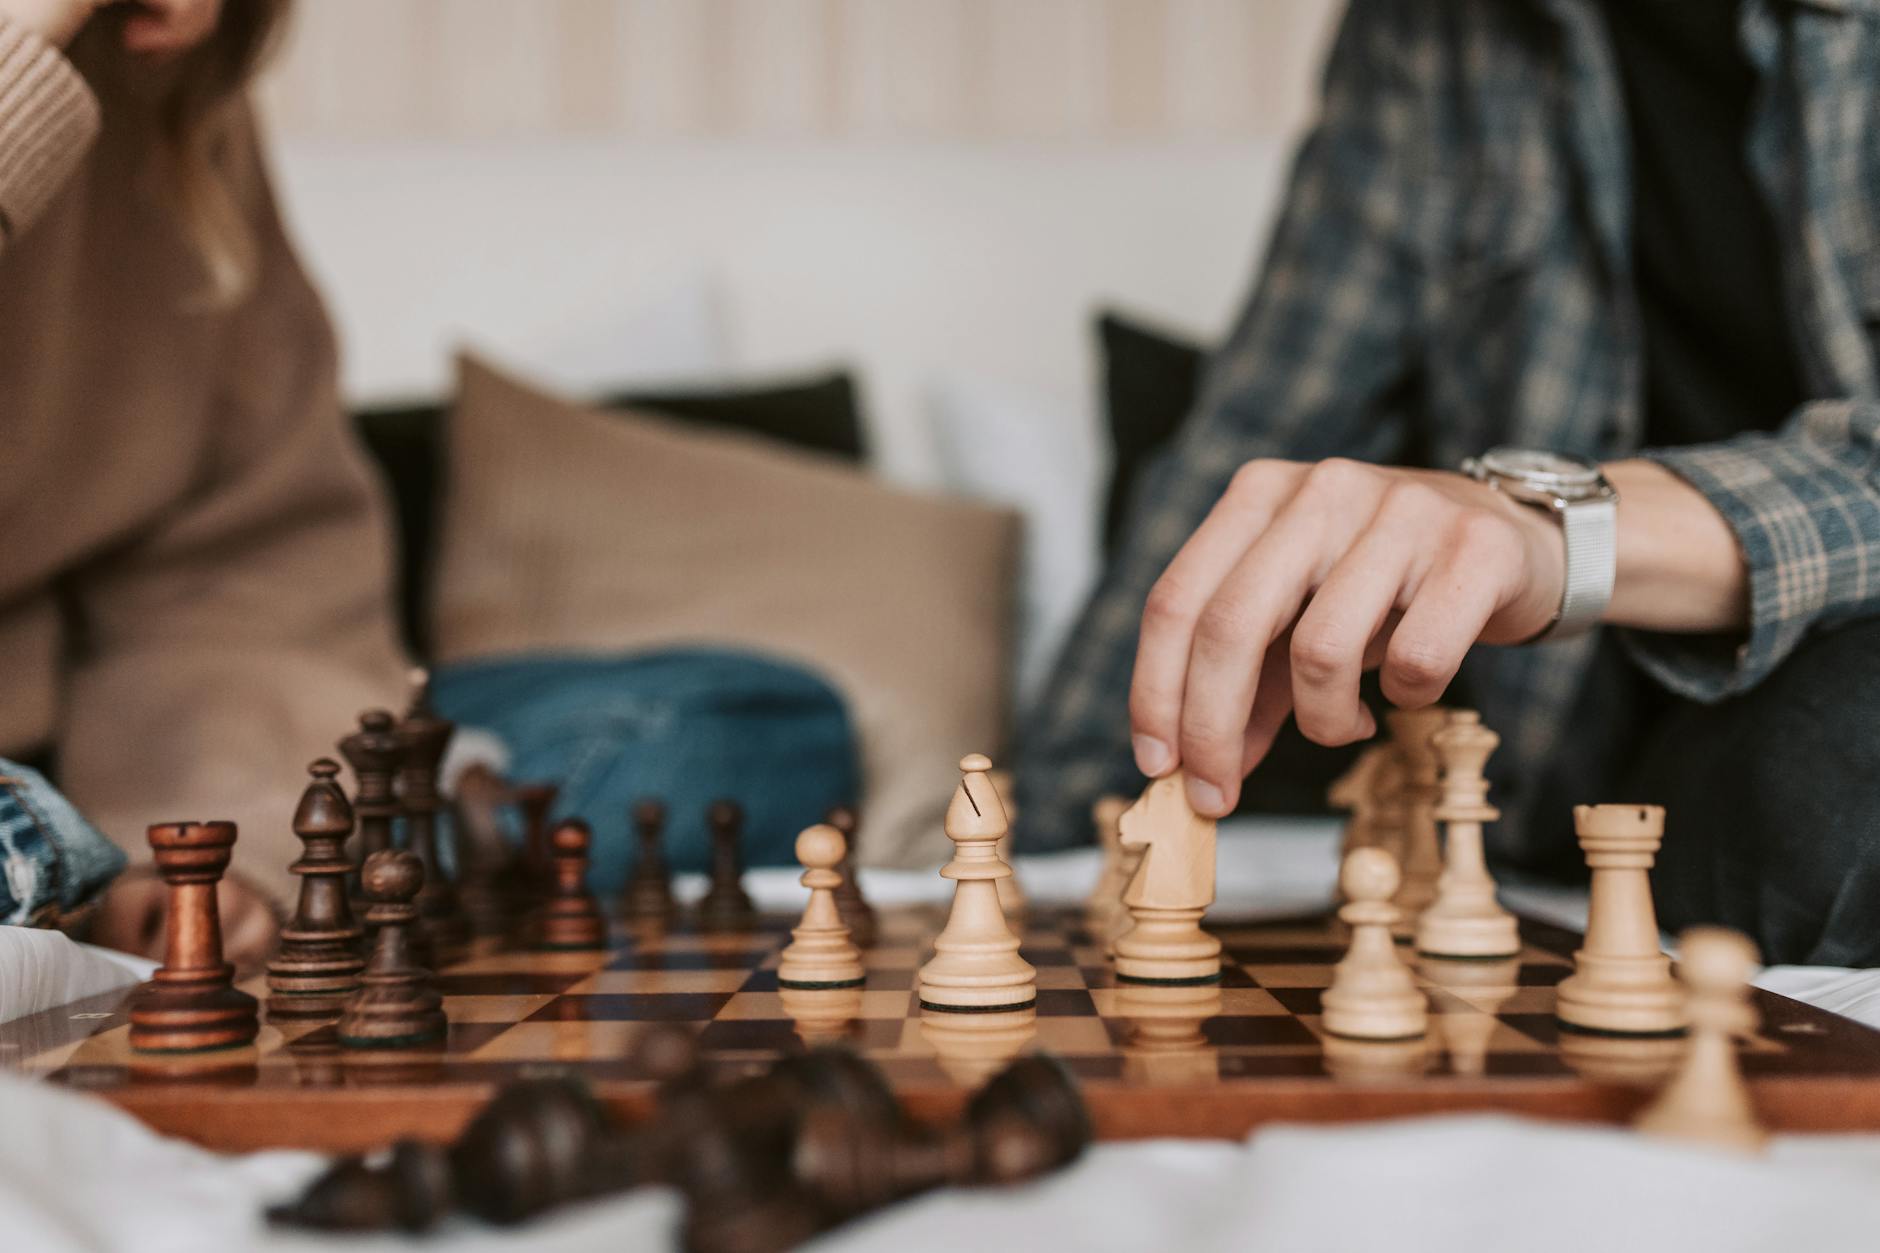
[158,0,292,306]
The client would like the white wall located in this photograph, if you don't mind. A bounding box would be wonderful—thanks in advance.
[271,136,1297,483]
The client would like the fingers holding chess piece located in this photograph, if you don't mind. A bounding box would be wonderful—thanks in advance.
[1635,927,1766,1153]
[1322,848,1428,1041]
[339,850,447,1049]
[537,819,607,951]
[268,760,367,1019]
[1113,772,1222,986]
[129,820,260,1053]
[778,825,865,990]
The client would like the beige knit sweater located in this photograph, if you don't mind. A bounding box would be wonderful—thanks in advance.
[0,18,407,902]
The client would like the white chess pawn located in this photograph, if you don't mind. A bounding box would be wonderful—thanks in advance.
[1322,848,1429,1041]
[1555,804,1686,1036]
[1635,927,1766,1152]
[778,824,865,990]
[917,755,1037,1012]
[1416,710,1520,958]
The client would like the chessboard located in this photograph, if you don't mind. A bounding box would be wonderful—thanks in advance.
[7,904,1880,1152]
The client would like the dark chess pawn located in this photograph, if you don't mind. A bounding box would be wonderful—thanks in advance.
[621,798,676,922]
[268,760,367,1019]
[695,800,755,930]
[397,673,470,949]
[339,850,447,1049]
[825,806,878,948]
[129,820,260,1053]
[338,708,402,918]
[538,819,607,950]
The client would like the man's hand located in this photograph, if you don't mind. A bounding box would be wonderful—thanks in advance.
[1129,458,1565,818]
[91,865,281,968]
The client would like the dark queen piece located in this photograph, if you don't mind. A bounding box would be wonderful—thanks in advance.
[267,759,367,1019]
[129,820,260,1053]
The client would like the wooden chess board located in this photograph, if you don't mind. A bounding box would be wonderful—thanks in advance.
[6,906,1880,1152]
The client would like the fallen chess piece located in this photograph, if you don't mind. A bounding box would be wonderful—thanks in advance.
[270,1027,1091,1253]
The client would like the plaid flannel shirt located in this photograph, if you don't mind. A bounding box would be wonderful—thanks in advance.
[1015,0,1880,861]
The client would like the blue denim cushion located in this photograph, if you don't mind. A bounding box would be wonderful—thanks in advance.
[0,758,129,926]
[430,649,860,891]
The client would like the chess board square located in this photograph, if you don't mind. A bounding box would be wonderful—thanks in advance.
[527,993,735,1022]
[1202,1015,1321,1048]
[1035,966,1088,990]
[863,948,923,972]
[1017,946,1076,967]
[443,994,559,1023]
[1227,944,1345,964]
[466,1021,652,1060]
[1517,964,1573,986]
[1263,987,1325,1016]
[566,970,751,995]
[1465,987,1555,1015]
[1058,1055,1126,1081]
[1244,964,1336,989]
[605,951,763,971]
[1216,1053,1334,1078]
[1035,989,1098,1017]
[1499,1012,1566,1047]
[448,951,609,975]
[1032,1018,1115,1053]
[696,1019,808,1052]
[435,973,589,996]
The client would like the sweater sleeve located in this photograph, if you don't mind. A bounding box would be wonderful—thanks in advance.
[0,16,97,249]
[55,109,410,904]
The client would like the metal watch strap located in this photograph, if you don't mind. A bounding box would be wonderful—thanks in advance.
[1541,496,1616,642]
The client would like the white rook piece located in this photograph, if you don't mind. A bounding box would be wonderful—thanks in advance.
[917,755,1037,1012]
[1635,926,1766,1152]
[1555,804,1687,1036]
[1323,848,1428,1040]
[1113,772,1223,985]
[1384,706,1448,938]
[778,824,865,990]
[1416,710,1520,958]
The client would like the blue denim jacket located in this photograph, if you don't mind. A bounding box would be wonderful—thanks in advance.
[0,758,126,926]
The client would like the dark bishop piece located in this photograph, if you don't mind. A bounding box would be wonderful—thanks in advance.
[696,799,755,929]
[825,806,877,948]
[538,819,607,950]
[267,760,367,1018]
[621,798,675,922]
[339,850,447,1049]
[339,709,402,916]
[129,821,259,1053]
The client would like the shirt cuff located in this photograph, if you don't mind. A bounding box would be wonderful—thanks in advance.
[1621,434,1847,702]
[0,16,98,243]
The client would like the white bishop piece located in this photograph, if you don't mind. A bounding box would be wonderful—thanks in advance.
[916,755,1037,1013]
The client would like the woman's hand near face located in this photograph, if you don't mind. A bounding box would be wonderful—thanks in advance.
[1,0,223,53]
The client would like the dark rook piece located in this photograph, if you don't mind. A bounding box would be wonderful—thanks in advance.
[339,709,402,914]
[621,799,675,922]
[397,676,469,948]
[129,821,259,1053]
[696,800,755,929]
[825,806,877,948]
[513,781,559,897]
[538,819,607,950]
[339,850,447,1049]
[267,760,367,1018]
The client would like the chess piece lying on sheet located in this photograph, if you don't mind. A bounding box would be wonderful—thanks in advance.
[339,850,447,1049]
[1113,772,1222,985]
[917,755,1036,1012]
[129,820,260,1053]
[1635,926,1766,1152]
[270,1028,1091,1253]
[778,824,865,989]
[1322,847,1428,1041]
[1416,710,1519,958]
[1555,803,1686,1036]
[267,760,366,1019]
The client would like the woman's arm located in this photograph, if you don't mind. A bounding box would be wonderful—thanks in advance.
[0,7,99,248]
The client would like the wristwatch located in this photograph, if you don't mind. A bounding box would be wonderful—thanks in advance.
[1460,448,1618,643]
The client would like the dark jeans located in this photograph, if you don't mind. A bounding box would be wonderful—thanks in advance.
[1627,619,1880,967]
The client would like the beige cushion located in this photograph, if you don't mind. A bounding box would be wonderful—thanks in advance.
[431,354,1021,866]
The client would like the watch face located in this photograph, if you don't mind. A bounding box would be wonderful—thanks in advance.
[1479,447,1601,490]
